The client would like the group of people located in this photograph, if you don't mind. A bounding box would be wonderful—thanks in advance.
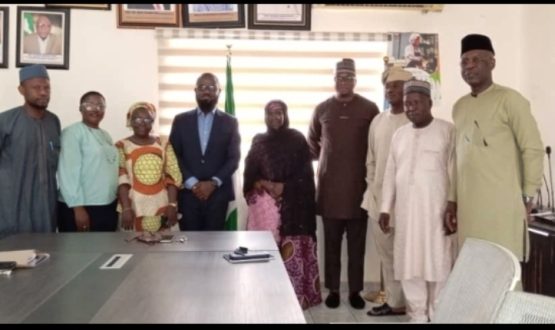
[359,33,543,322]
[0,33,545,320]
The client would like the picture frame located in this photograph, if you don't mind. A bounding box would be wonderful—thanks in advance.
[247,4,311,31]
[118,4,181,29]
[16,6,70,70]
[0,7,8,68]
[182,4,245,29]
[45,4,111,10]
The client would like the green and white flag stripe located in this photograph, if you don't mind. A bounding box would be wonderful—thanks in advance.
[224,49,238,231]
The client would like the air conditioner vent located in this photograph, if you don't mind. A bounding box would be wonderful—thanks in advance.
[320,4,443,13]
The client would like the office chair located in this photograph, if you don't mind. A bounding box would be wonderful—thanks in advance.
[494,291,555,323]
[431,238,521,323]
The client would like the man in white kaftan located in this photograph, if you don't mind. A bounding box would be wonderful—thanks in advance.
[379,79,457,322]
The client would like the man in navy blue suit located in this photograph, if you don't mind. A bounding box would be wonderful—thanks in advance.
[169,73,241,231]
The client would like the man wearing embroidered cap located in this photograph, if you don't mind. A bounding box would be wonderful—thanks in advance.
[0,64,61,238]
[362,67,412,316]
[379,78,456,322]
[308,58,380,309]
[453,34,544,262]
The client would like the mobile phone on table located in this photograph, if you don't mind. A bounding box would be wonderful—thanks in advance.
[0,261,16,274]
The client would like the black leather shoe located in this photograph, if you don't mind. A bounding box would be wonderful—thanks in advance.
[366,303,406,316]
[349,292,365,309]
[325,292,340,308]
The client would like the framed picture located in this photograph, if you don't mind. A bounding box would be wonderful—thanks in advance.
[16,6,70,69]
[0,7,8,68]
[118,4,181,29]
[45,4,111,10]
[182,4,245,28]
[248,4,311,31]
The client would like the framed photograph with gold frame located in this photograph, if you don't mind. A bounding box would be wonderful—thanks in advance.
[0,7,8,68]
[16,6,70,70]
[182,4,245,28]
[45,4,111,10]
[248,4,311,31]
[118,4,181,29]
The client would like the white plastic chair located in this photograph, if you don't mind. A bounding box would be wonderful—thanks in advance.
[494,291,555,323]
[431,238,521,323]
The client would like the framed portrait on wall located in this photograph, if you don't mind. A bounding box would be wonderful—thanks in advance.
[0,7,8,68]
[182,4,245,28]
[247,4,311,30]
[389,32,442,104]
[118,4,181,28]
[15,6,70,69]
[45,4,111,10]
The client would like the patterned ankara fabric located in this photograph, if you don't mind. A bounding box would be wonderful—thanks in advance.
[116,137,182,232]
[281,236,323,310]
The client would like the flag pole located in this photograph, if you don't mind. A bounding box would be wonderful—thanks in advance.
[224,44,238,230]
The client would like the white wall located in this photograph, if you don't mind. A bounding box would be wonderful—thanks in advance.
[2,4,554,284]
[521,5,555,204]
[0,5,158,142]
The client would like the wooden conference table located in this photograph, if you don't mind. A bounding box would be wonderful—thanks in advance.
[0,231,305,323]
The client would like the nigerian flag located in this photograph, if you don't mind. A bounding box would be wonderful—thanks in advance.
[23,13,35,35]
[224,51,238,230]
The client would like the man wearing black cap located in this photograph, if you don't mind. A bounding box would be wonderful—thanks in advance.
[0,64,61,238]
[453,34,544,262]
[308,58,380,309]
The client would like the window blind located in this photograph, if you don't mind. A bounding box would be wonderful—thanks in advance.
[157,28,389,227]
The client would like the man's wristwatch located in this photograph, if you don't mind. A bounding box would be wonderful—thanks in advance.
[211,179,219,188]
[523,195,534,204]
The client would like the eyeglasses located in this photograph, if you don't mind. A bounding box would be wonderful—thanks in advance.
[132,117,154,125]
[196,84,218,92]
[81,103,105,112]
[460,56,491,67]
[335,75,356,82]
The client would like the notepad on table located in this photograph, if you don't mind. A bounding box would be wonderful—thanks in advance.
[0,249,50,268]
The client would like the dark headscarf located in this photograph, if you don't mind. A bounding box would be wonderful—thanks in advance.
[243,100,316,238]
[264,99,289,133]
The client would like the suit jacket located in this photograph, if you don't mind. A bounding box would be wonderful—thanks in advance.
[169,109,240,201]
[23,34,62,55]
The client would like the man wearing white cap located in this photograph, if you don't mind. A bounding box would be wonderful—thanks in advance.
[0,64,61,238]
[362,67,412,317]
[379,79,456,322]
[453,34,543,262]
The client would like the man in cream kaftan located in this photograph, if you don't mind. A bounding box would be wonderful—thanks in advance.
[362,67,412,316]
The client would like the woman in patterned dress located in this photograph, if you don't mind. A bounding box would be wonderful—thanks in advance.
[243,99,322,309]
[116,102,182,232]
